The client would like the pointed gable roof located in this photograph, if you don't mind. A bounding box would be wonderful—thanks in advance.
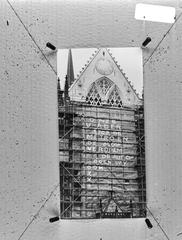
[69,48,141,106]
[67,49,75,87]
[57,77,61,91]
[64,75,69,102]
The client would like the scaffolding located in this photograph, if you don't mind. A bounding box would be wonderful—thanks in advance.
[59,101,146,219]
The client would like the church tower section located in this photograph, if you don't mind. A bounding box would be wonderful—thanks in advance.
[58,48,145,219]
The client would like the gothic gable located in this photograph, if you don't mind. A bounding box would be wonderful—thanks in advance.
[69,48,141,106]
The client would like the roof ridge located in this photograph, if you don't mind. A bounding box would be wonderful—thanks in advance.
[107,48,140,99]
[69,48,100,91]
[75,48,100,82]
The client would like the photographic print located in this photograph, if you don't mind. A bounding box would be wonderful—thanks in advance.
[57,48,145,219]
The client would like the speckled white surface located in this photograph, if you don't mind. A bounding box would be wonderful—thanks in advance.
[1,0,182,239]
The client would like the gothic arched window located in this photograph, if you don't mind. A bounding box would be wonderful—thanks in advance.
[107,86,122,107]
[97,77,113,95]
[85,82,102,106]
[86,78,122,107]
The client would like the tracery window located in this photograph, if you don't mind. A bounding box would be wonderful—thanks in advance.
[107,86,122,107]
[86,77,122,107]
[85,83,102,105]
[97,77,113,95]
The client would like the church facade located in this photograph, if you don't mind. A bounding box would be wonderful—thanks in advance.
[58,48,145,219]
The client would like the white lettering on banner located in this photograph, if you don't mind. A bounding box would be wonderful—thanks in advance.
[93,146,96,152]
[79,111,138,181]
[87,177,91,182]
[86,129,97,135]
[123,161,127,166]
[99,147,111,153]
[110,136,114,141]
[123,137,128,142]
[112,148,122,154]
[86,135,96,140]
[91,158,134,167]
[110,120,122,130]
[111,143,122,148]
[99,130,107,135]
[112,155,121,160]
[98,119,109,129]
[86,146,92,151]
[86,141,97,146]
[94,159,97,164]
[86,146,96,152]
[86,122,91,128]
[98,124,109,129]
[103,135,109,141]
[79,113,85,118]
[97,147,102,152]
[89,118,96,123]
[99,159,102,164]
[110,125,121,130]
[102,142,110,147]
[102,154,110,159]
[125,156,134,160]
